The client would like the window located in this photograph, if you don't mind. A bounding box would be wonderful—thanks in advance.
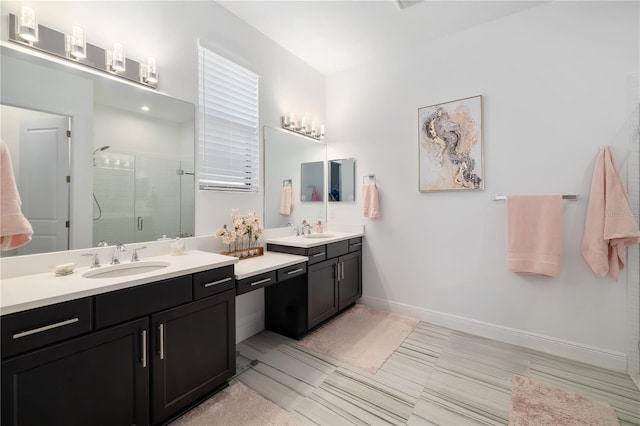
[198,45,259,192]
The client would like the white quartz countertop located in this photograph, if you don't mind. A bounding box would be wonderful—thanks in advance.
[234,252,308,280]
[265,230,363,248]
[1,250,238,316]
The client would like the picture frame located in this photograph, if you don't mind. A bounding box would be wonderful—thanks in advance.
[418,95,484,192]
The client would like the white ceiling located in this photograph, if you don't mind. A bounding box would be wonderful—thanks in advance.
[217,0,544,75]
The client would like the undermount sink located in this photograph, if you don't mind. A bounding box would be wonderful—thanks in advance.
[301,233,335,239]
[82,261,171,279]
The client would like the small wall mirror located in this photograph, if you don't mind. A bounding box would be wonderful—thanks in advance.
[300,161,325,202]
[329,158,356,202]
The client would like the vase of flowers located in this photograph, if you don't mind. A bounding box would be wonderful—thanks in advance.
[215,209,265,259]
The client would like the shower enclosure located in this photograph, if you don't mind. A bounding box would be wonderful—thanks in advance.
[92,151,194,246]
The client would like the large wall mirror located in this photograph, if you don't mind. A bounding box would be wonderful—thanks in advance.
[264,126,326,228]
[0,46,195,257]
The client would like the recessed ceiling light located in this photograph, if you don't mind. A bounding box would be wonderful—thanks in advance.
[141,105,150,112]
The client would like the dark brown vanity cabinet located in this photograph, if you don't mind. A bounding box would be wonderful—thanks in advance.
[1,317,149,426]
[150,289,235,424]
[267,237,362,338]
[1,265,236,426]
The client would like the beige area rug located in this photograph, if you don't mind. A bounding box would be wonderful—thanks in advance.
[171,381,304,426]
[298,303,419,374]
[509,375,619,426]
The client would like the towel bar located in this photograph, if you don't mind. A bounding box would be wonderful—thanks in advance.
[492,194,578,201]
[282,179,292,187]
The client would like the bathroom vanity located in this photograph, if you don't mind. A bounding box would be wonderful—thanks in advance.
[0,232,363,425]
[265,232,363,339]
[0,252,237,426]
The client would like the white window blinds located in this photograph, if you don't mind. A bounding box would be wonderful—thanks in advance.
[198,45,259,192]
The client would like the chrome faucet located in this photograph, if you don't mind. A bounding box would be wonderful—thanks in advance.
[131,246,147,262]
[111,243,127,264]
[301,221,312,235]
[82,252,102,268]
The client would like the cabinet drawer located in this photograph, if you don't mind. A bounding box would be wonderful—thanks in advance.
[236,271,277,295]
[277,262,307,282]
[95,275,192,329]
[327,240,349,259]
[307,245,327,265]
[1,298,92,359]
[349,237,363,252]
[193,266,235,300]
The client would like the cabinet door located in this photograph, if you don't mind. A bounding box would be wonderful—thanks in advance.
[2,318,149,426]
[338,251,362,310]
[308,259,338,329]
[151,289,235,424]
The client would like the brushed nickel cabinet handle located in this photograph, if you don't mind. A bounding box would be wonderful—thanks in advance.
[250,278,272,287]
[287,268,304,275]
[312,252,325,257]
[159,323,165,360]
[351,242,362,247]
[141,329,147,368]
[341,262,345,280]
[13,318,79,339]
[204,277,232,287]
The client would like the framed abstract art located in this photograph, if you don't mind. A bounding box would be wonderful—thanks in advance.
[418,95,484,192]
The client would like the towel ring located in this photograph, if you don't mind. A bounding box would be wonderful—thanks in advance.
[363,174,376,184]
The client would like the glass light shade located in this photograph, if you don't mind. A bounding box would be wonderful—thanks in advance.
[112,43,125,72]
[19,6,38,42]
[146,57,158,83]
[70,26,86,59]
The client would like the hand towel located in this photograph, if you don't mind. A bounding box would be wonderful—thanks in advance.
[279,186,293,215]
[363,183,379,219]
[581,146,640,279]
[0,140,33,250]
[506,194,563,277]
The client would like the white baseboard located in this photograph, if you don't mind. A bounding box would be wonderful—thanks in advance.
[360,295,627,371]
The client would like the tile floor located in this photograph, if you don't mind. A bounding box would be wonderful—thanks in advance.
[233,321,640,425]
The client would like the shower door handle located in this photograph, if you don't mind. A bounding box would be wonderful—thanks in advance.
[137,216,143,231]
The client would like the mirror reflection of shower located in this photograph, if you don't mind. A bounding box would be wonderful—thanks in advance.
[92,146,110,220]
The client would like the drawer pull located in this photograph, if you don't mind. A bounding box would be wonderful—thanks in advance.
[312,252,326,258]
[350,242,362,247]
[250,277,272,287]
[204,277,233,288]
[286,268,304,275]
[159,323,165,360]
[141,329,147,368]
[13,317,80,339]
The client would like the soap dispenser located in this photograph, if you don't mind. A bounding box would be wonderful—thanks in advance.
[316,220,323,234]
[170,237,185,256]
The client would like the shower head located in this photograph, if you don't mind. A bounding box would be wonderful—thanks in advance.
[93,145,110,154]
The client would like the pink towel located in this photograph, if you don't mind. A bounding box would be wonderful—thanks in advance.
[279,186,293,215]
[1,140,33,250]
[363,183,379,219]
[311,186,321,201]
[506,194,563,277]
[581,146,640,279]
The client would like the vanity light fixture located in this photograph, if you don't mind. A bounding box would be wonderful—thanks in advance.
[18,6,38,43]
[281,113,325,141]
[65,25,86,59]
[9,8,158,89]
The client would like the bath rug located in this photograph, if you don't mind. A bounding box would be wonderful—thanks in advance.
[509,375,619,426]
[298,303,419,374]
[171,381,304,426]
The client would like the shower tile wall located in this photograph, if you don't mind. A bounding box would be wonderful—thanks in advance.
[93,166,135,246]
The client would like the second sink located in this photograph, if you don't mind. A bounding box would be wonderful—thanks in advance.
[82,261,170,279]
